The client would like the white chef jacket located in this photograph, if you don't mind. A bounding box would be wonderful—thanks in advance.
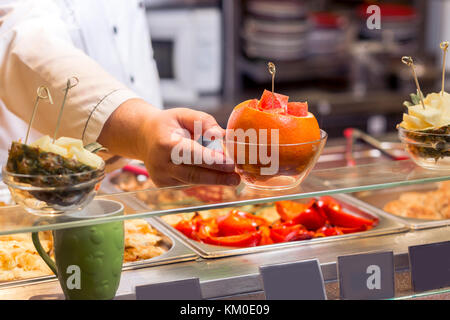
[0,0,162,165]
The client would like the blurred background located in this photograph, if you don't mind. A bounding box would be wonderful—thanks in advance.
[145,0,449,139]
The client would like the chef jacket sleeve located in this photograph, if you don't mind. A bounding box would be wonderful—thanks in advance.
[0,0,140,145]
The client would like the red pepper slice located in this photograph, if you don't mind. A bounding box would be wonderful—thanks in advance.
[319,197,375,228]
[338,225,370,234]
[216,210,260,236]
[275,200,312,222]
[259,225,274,246]
[174,219,198,238]
[203,232,262,247]
[196,220,261,247]
[270,224,314,243]
[316,226,344,237]
[291,206,327,231]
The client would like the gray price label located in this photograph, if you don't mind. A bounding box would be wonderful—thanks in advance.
[135,278,202,300]
[260,259,326,300]
[338,251,394,300]
[409,240,450,293]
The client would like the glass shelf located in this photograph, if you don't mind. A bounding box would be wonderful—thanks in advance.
[0,160,449,236]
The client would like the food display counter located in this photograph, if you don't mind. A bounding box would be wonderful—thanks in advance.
[0,151,450,300]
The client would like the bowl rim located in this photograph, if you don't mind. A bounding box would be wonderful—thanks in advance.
[224,129,328,147]
[398,126,450,137]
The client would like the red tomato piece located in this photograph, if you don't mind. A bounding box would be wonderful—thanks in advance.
[287,102,309,117]
[257,89,289,113]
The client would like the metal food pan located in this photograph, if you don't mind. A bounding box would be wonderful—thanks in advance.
[348,182,450,230]
[156,194,408,259]
[0,215,197,289]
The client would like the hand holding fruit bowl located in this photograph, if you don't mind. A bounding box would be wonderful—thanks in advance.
[225,89,327,190]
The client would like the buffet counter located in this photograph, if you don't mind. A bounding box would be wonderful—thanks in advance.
[0,140,450,300]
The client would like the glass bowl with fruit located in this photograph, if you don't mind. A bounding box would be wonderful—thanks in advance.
[398,49,450,171]
[398,91,450,170]
[2,136,105,216]
[225,89,327,190]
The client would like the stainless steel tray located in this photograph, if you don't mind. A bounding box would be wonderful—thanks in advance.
[156,194,408,258]
[348,182,450,230]
[0,216,197,289]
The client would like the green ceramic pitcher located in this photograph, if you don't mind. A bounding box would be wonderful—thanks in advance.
[32,199,124,300]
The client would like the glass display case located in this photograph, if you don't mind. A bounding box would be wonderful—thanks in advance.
[0,159,449,300]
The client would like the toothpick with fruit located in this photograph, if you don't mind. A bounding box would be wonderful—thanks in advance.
[25,86,53,144]
[401,56,425,109]
[440,41,449,96]
[268,62,276,109]
[53,77,79,142]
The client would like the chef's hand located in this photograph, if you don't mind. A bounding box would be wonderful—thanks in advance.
[98,98,240,187]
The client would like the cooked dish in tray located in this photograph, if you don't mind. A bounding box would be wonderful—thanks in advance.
[0,219,167,282]
[162,197,378,248]
[383,181,450,220]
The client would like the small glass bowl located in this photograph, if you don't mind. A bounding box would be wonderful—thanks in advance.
[224,130,328,190]
[2,165,105,216]
[398,127,450,170]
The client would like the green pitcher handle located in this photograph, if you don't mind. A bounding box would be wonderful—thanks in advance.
[32,231,57,276]
[31,219,58,276]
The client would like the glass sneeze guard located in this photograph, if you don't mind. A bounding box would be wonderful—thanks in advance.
[0,160,449,236]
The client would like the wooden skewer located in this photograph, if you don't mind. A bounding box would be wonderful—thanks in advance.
[268,62,276,107]
[53,77,79,142]
[25,86,53,144]
[440,41,449,95]
[402,56,426,109]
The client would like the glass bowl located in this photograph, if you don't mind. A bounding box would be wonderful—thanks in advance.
[398,126,450,170]
[2,164,105,216]
[224,130,328,190]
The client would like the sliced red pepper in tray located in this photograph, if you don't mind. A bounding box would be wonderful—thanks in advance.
[276,200,326,230]
[216,210,260,236]
[174,219,198,239]
[270,223,314,243]
[275,201,310,222]
[195,219,262,247]
[259,225,274,246]
[315,226,344,237]
[318,196,376,228]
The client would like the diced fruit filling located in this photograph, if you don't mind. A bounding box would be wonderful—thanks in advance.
[30,136,103,169]
[252,90,309,117]
[400,92,450,130]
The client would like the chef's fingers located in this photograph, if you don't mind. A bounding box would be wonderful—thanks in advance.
[171,164,241,186]
[171,137,235,173]
[174,108,225,140]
